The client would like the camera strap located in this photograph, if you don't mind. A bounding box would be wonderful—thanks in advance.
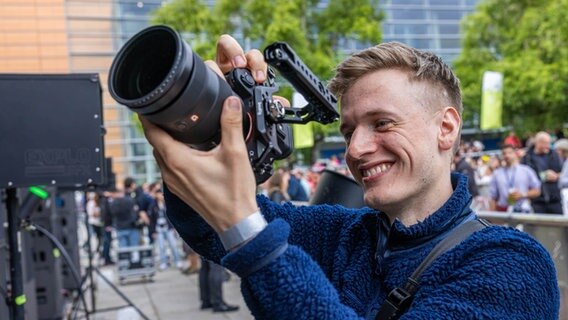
[375,218,490,320]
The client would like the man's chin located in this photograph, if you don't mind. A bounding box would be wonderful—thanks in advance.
[364,193,388,211]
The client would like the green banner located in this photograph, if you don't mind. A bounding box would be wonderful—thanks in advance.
[293,123,314,149]
[292,92,314,149]
[480,71,504,130]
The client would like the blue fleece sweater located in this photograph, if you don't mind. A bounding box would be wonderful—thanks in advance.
[165,174,559,319]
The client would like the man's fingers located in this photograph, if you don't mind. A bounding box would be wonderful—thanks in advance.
[216,34,246,74]
[273,95,291,108]
[204,60,224,78]
[139,115,190,160]
[245,49,267,83]
[219,97,246,151]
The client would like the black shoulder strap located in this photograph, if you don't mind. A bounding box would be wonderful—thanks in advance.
[375,218,490,320]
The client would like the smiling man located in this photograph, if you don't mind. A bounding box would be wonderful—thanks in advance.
[141,39,559,319]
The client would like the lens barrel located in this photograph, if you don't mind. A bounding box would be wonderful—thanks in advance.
[108,25,234,149]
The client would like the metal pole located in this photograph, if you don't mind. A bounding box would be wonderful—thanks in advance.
[6,188,25,320]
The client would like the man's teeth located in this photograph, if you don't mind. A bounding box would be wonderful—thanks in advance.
[362,164,392,177]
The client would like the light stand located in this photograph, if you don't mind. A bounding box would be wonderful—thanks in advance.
[75,192,150,320]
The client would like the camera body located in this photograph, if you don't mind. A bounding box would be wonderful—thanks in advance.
[225,67,293,183]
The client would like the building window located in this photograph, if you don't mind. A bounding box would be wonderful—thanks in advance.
[440,38,460,49]
[391,10,427,20]
[437,24,460,35]
[431,10,463,21]
[394,24,431,35]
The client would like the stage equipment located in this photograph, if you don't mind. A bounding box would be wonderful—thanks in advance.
[310,170,365,208]
[21,188,65,320]
[0,74,105,189]
[52,191,80,291]
[108,25,339,183]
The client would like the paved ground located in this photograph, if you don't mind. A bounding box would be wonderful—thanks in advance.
[84,263,253,320]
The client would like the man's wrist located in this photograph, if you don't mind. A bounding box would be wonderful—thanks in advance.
[218,211,267,251]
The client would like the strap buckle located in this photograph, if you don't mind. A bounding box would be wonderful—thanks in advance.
[376,287,413,320]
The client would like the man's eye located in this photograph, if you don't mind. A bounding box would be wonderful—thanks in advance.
[375,120,394,130]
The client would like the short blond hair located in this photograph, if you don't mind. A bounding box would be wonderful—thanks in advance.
[328,42,462,114]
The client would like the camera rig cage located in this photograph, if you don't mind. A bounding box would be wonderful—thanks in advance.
[225,42,339,183]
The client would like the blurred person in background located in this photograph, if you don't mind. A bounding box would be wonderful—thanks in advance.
[266,170,289,204]
[490,144,541,212]
[86,192,104,255]
[150,186,183,270]
[555,139,568,188]
[522,131,564,214]
[181,242,201,275]
[285,167,309,201]
[100,192,115,265]
[292,169,311,199]
[453,152,479,198]
[555,139,568,215]
[504,130,522,149]
[199,258,239,313]
[135,181,154,243]
[473,155,493,211]
[109,177,144,248]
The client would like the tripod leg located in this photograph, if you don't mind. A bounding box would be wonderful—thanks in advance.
[92,267,151,320]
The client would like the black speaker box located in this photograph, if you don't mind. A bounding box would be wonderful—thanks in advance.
[0,74,105,188]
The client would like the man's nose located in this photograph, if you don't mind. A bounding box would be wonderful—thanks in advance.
[347,129,376,159]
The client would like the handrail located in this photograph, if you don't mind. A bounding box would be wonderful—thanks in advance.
[477,211,568,227]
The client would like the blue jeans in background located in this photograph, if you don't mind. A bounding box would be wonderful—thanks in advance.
[116,228,140,248]
[156,228,181,266]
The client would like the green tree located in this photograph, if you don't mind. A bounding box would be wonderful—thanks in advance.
[152,0,383,163]
[454,0,568,133]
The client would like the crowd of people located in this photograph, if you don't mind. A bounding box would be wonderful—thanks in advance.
[452,130,568,214]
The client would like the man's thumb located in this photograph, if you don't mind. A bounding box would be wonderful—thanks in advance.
[220,96,244,146]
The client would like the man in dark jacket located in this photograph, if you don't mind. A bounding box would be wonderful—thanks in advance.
[109,177,141,247]
[453,152,479,197]
[522,131,564,214]
[139,38,559,319]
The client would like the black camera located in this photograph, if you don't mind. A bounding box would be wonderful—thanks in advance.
[108,25,339,183]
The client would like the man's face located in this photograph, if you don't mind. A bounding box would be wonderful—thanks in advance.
[340,69,444,213]
[502,147,517,166]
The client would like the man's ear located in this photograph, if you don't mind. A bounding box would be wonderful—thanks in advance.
[438,107,461,151]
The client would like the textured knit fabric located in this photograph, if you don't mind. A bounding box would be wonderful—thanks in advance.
[165,173,559,319]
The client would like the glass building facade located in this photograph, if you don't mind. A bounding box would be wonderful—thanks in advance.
[380,0,479,63]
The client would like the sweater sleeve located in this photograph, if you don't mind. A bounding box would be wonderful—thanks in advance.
[221,218,365,319]
[255,196,373,274]
[400,227,560,320]
[164,185,371,272]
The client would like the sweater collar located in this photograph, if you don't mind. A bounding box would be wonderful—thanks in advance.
[377,173,473,251]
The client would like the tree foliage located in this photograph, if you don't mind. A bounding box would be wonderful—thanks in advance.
[151,0,384,159]
[454,0,568,132]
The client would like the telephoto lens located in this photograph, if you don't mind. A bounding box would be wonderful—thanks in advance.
[108,25,239,150]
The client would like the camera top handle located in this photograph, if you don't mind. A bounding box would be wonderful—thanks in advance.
[264,42,340,125]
